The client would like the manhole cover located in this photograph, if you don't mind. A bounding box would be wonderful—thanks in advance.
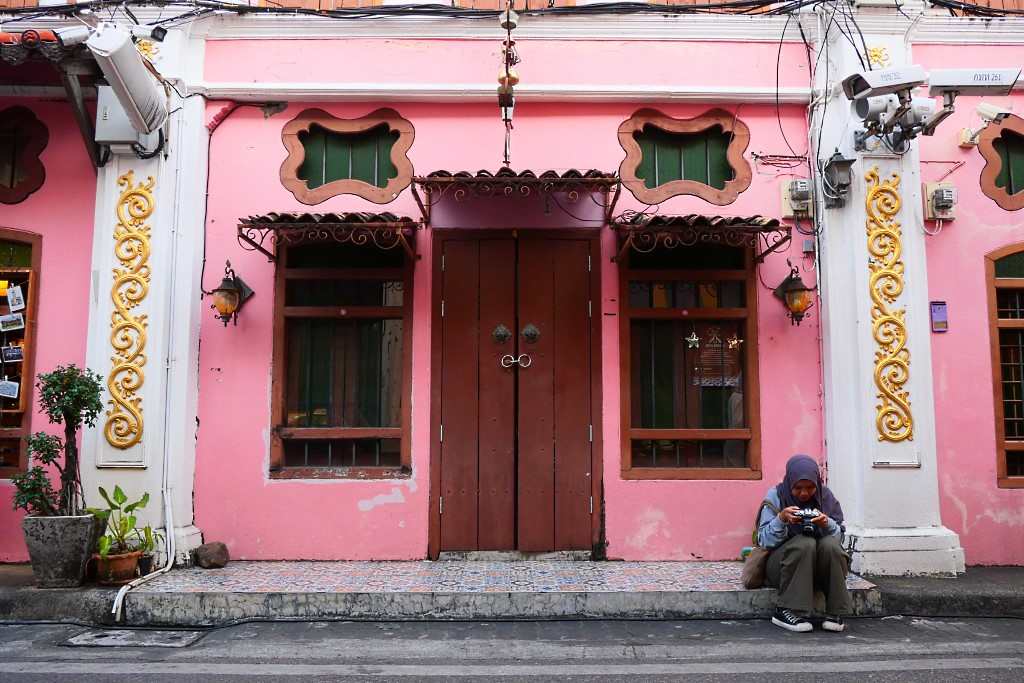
[64,629,206,648]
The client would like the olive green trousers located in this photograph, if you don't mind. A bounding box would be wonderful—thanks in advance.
[765,534,852,616]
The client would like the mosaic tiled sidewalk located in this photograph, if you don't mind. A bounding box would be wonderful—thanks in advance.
[141,561,875,594]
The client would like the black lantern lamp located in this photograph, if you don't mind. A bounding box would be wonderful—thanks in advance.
[822,150,857,208]
[211,260,254,326]
[773,262,815,326]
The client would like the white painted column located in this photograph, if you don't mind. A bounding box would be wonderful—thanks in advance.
[81,26,207,564]
[812,5,964,575]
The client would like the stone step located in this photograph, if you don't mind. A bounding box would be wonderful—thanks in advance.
[124,561,881,627]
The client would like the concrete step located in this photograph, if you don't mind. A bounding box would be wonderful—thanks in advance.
[123,561,881,627]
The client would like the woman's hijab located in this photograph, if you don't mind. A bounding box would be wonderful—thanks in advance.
[776,454,844,526]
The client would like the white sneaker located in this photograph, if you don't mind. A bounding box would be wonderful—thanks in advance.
[772,608,813,633]
[821,615,846,632]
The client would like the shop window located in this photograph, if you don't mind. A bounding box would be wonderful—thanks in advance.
[988,244,1024,487]
[618,108,752,206]
[271,242,411,478]
[0,230,40,478]
[0,106,48,205]
[280,108,414,205]
[620,243,761,479]
[979,115,1024,211]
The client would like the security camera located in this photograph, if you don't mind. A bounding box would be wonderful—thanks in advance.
[87,23,168,135]
[927,68,1021,97]
[54,26,91,48]
[852,94,898,124]
[842,65,928,100]
[977,101,1012,123]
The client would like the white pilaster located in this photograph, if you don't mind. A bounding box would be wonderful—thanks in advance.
[81,25,206,565]
[812,5,964,576]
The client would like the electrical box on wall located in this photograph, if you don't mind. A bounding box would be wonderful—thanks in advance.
[781,179,813,219]
[924,182,957,221]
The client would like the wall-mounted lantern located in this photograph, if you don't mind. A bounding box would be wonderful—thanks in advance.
[211,260,254,326]
[773,262,815,326]
[822,150,857,208]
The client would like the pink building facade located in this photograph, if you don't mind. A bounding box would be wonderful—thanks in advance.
[1,2,1022,572]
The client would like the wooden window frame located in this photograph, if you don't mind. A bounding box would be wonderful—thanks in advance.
[618,247,761,480]
[280,108,414,206]
[0,106,48,205]
[978,115,1024,212]
[0,227,41,479]
[617,108,752,206]
[987,241,1024,488]
[269,247,414,480]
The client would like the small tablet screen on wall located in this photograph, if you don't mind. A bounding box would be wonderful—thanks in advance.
[930,301,948,333]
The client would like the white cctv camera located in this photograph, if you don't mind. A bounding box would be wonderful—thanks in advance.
[86,23,168,135]
[977,101,1012,123]
[927,68,1021,96]
[842,65,928,101]
[54,26,91,48]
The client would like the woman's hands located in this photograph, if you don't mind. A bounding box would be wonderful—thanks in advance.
[779,506,801,524]
[779,506,830,528]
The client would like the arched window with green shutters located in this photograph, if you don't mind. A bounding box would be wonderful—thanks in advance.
[281,108,415,205]
[994,130,1024,196]
[634,125,734,191]
[297,123,400,190]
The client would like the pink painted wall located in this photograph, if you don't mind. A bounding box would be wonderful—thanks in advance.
[195,38,819,560]
[0,99,97,562]
[916,45,1024,566]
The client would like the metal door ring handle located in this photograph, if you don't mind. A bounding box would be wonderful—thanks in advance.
[500,353,532,368]
[517,353,532,368]
[500,354,516,368]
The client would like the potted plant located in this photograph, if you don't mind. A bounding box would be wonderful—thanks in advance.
[10,365,104,587]
[136,524,163,576]
[91,485,149,585]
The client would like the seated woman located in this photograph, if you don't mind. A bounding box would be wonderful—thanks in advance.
[757,454,851,633]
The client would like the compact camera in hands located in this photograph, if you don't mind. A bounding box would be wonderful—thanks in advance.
[796,508,822,536]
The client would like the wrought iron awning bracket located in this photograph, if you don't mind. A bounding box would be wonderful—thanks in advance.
[412,175,618,203]
[753,228,792,265]
[610,221,791,265]
[410,183,431,227]
[237,221,420,263]
[604,181,622,226]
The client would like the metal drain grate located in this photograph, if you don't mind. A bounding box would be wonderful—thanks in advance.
[64,629,206,648]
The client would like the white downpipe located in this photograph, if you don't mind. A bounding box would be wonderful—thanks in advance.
[111,93,194,623]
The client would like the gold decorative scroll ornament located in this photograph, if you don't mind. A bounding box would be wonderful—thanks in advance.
[865,168,913,442]
[105,171,153,449]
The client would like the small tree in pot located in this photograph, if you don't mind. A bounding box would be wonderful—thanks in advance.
[10,365,104,587]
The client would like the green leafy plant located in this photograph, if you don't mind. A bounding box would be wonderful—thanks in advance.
[91,486,149,558]
[137,525,164,555]
[9,365,104,517]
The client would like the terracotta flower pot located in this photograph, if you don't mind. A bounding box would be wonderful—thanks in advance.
[93,550,142,585]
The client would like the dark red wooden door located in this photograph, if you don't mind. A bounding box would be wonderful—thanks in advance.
[438,235,593,552]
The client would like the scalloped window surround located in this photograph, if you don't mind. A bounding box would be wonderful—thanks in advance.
[979,115,1024,211]
[280,108,414,205]
[0,107,48,205]
[618,108,751,206]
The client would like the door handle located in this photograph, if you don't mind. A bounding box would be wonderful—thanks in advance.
[500,353,532,368]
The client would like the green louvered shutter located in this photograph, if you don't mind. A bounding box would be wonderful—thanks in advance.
[994,131,1024,196]
[634,125,734,190]
[298,124,400,190]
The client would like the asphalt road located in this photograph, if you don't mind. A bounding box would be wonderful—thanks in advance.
[1,616,1022,681]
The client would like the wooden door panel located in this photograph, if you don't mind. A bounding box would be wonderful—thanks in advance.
[477,239,516,549]
[439,240,481,550]
[516,239,556,551]
[552,240,592,550]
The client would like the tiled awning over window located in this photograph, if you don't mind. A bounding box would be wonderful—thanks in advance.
[237,212,420,261]
[610,213,789,264]
[414,167,618,201]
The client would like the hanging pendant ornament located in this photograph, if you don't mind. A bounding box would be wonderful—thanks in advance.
[727,335,744,350]
[685,330,700,349]
[707,327,722,347]
[497,2,520,167]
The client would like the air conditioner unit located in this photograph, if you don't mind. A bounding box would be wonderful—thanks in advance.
[87,23,167,135]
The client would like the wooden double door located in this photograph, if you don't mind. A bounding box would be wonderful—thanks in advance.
[435,234,597,552]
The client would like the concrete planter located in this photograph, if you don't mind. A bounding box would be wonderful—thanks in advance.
[21,514,96,588]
